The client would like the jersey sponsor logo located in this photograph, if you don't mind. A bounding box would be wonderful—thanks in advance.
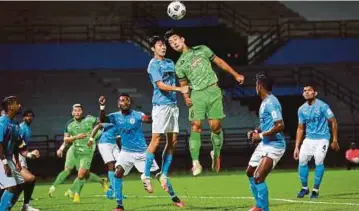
[191,58,202,69]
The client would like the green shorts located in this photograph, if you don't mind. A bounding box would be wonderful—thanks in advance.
[189,84,226,121]
[65,146,94,170]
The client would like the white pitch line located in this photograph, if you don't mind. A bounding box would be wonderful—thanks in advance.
[94,195,359,206]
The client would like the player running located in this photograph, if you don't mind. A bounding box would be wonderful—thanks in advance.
[143,35,189,194]
[17,109,40,211]
[0,96,40,211]
[294,85,339,199]
[98,93,184,211]
[48,104,107,202]
[246,72,286,211]
[164,29,245,176]
[89,122,120,199]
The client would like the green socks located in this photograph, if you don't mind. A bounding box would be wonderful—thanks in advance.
[211,131,223,158]
[73,178,86,194]
[189,132,201,161]
[53,170,71,187]
[88,173,102,184]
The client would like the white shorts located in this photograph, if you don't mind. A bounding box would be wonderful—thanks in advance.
[249,142,285,169]
[299,138,329,165]
[115,151,159,176]
[19,154,27,168]
[351,157,359,164]
[98,143,121,164]
[152,104,179,134]
[0,159,25,189]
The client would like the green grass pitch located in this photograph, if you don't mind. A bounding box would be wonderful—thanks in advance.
[13,169,358,211]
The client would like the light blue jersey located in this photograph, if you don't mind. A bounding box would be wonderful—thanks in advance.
[298,99,334,140]
[19,122,32,144]
[0,115,23,159]
[107,110,147,153]
[259,94,286,149]
[147,58,177,105]
[99,123,118,144]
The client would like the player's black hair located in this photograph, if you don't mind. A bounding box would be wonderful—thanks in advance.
[164,29,182,42]
[23,109,35,117]
[119,93,131,99]
[1,96,17,112]
[303,84,317,91]
[255,71,274,92]
[148,35,165,48]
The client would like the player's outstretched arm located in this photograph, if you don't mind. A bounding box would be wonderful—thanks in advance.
[156,81,189,94]
[294,123,305,160]
[98,95,107,123]
[329,117,340,151]
[212,56,244,84]
[251,120,285,142]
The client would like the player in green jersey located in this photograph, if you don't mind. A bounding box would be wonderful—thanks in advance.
[48,104,108,203]
[164,29,245,176]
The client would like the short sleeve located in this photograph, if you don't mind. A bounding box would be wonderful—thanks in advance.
[0,122,5,143]
[298,108,305,124]
[148,62,163,83]
[200,45,215,60]
[322,103,334,119]
[267,102,282,122]
[102,123,113,129]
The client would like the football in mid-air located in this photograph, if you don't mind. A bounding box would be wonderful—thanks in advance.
[167,1,186,20]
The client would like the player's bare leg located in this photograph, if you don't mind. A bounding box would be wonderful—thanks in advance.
[20,168,39,211]
[208,119,223,173]
[143,134,161,193]
[249,157,273,211]
[154,133,184,207]
[190,120,203,176]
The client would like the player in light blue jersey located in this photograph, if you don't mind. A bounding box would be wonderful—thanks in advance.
[18,109,40,211]
[99,93,183,211]
[246,72,286,211]
[89,122,120,199]
[0,96,40,211]
[294,85,339,199]
[143,35,187,204]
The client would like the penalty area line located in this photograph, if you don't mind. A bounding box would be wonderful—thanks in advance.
[93,194,359,206]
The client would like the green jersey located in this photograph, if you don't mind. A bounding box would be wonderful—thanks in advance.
[175,45,218,91]
[64,115,97,154]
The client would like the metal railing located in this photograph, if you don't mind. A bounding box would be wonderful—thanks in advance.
[247,20,359,64]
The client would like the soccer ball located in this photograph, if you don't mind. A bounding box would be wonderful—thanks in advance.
[167,1,186,20]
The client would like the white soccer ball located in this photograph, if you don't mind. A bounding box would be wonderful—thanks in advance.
[167,1,186,20]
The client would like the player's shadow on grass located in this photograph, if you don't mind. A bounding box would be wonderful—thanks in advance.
[323,192,359,199]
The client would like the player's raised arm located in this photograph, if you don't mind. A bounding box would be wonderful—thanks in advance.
[204,46,244,84]
[99,95,107,123]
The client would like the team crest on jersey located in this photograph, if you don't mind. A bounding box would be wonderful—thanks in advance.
[129,118,135,125]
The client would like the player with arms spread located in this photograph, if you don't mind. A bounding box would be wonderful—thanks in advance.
[246,73,286,211]
[143,35,188,195]
[48,104,107,203]
[294,85,339,199]
[99,93,183,211]
[0,96,40,211]
[164,29,245,176]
